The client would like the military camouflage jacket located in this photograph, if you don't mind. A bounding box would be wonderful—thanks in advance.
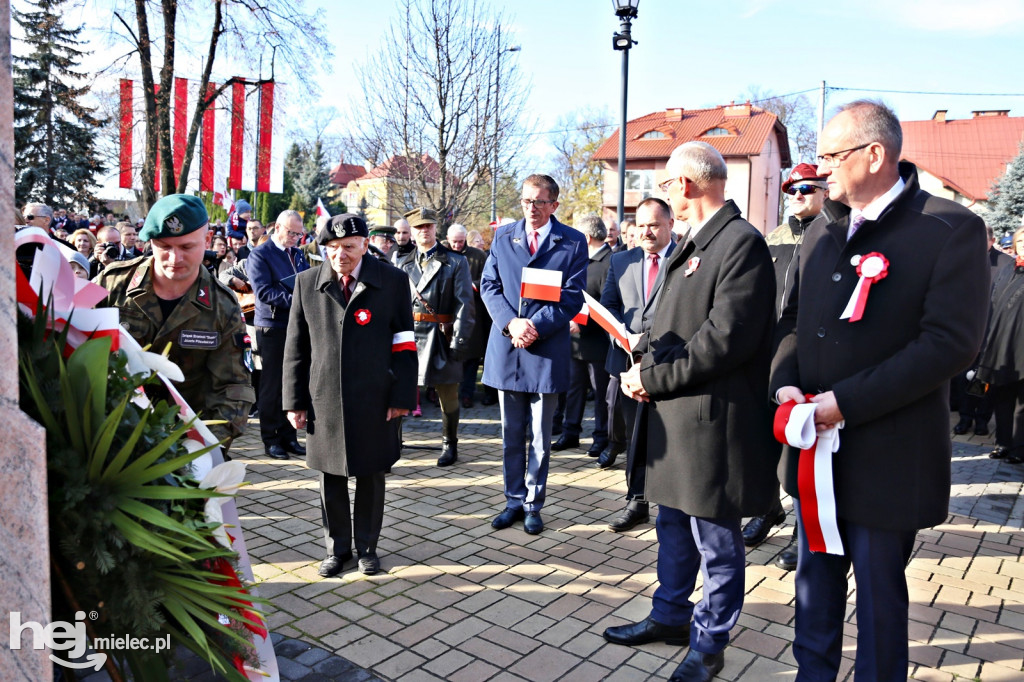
[97,257,256,444]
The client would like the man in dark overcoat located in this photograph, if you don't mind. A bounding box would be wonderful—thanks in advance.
[282,214,417,578]
[446,223,490,408]
[771,100,989,680]
[605,142,778,681]
[395,207,475,467]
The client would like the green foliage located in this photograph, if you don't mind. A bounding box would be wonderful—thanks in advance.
[551,108,615,226]
[988,143,1024,237]
[18,307,263,681]
[13,0,104,207]
[290,139,338,227]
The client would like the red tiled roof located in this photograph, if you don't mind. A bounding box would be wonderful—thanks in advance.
[356,154,441,183]
[593,104,791,166]
[330,160,366,186]
[901,114,1024,202]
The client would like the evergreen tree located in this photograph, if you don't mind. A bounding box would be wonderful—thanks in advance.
[988,144,1024,236]
[13,0,103,208]
[290,140,335,227]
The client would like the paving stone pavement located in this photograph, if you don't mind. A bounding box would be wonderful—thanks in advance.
[218,401,1024,682]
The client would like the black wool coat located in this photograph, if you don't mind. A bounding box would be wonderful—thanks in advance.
[638,201,779,518]
[571,243,613,364]
[978,263,1024,387]
[282,254,417,478]
[771,163,989,531]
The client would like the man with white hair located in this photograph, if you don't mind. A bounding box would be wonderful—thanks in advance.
[23,202,53,231]
[446,223,489,408]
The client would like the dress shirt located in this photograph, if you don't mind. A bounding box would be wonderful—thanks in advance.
[848,177,905,240]
[642,243,672,303]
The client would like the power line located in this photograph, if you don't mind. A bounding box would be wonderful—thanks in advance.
[830,86,1024,98]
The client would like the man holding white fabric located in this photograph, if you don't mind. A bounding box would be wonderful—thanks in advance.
[770,100,989,680]
[480,174,588,535]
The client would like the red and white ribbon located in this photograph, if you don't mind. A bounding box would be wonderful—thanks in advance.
[773,399,845,555]
[840,252,889,322]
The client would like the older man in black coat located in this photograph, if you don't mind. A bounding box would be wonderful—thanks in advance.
[604,142,778,681]
[772,101,989,680]
[283,214,417,578]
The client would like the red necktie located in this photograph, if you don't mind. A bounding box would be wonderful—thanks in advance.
[342,275,353,302]
[646,253,660,302]
[528,230,539,255]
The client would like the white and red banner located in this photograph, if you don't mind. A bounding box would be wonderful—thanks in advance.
[773,399,845,556]
[582,291,632,353]
[315,198,329,218]
[118,77,285,195]
[572,301,589,325]
[520,267,562,302]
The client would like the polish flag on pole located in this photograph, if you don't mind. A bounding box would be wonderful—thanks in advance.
[520,267,562,302]
[582,291,631,352]
[315,198,329,218]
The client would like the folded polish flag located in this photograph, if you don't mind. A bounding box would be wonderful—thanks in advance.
[573,302,589,325]
[520,267,562,302]
[582,291,631,353]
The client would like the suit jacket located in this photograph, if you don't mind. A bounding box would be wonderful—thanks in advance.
[480,217,588,393]
[572,243,614,364]
[771,163,989,531]
[282,254,417,477]
[601,242,676,375]
[639,201,778,518]
[248,240,309,328]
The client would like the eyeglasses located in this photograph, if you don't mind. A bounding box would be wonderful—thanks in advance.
[286,230,304,238]
[786,184,822,196]
[25,215,36,220]
[816,143,871,169]
[520,198,555,207]
[658,177,680,193]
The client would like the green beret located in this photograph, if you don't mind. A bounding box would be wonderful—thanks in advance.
[139,194,209,242]
[369,225,397,239]
[404,207,437,227]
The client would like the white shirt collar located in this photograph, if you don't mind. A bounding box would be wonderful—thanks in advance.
[646,243,671,261]
[852,177,905,224]
[526,219,552,245]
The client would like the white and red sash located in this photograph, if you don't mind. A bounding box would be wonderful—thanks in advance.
[773,399,845,555]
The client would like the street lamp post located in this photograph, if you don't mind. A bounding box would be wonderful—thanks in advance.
[612,0,639,226]
[491,31,520,224]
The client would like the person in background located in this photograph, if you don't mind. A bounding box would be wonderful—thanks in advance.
[446,223,490,409]
[390,217,414,264]
[23,202,53,231]
[119,221,143,258]
[468,229,486,251]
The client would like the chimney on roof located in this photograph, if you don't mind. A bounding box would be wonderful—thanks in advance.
[972,110,1010,118]
[724,101,752,118]
[665,107,685,122]
[932,110,947,123]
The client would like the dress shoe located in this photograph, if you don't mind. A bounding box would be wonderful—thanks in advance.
[974,420,990,436]
[741,508,786,547]
[776,545,797,571]
[607,504,649,532]
[524,511,544,535]
[552,434,580,451]
[248,406,259,419]
[603,616,690,646]
[357,552,381,575]
[952,417,972,435]
[586,441,608,457]
[461,396,473,409]
[990,446,1009,459]
[491,506,525,530]
[318,554,350,578]
[669,648,725,682]
[1008,450,1023,464]
[265,444,289,460]
[597,449,619,469]
[284,439,306,456]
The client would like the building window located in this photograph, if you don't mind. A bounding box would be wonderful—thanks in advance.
[703,127,732,137]
[640,130,666,139]
[404,190,416,210]
[625,170,654,191]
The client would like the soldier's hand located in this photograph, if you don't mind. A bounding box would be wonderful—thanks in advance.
[287,410,307,430]
[387,407,409,421]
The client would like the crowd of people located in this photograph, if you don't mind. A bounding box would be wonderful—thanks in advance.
[16,98,1023,681]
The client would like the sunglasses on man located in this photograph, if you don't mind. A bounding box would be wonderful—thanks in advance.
[786,184,823,196]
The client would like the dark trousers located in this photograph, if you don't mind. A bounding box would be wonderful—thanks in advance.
[605,375,626,452]
[651,506,745,655]
[498,391,557,511]
[564,357,610,447]
[460,357,481,401]
[620,394,646,502]
[256,326,296,447]
[793,500,917,682]
[954,371,994,424]
[991,381,1024,451]
[319,471,386,559]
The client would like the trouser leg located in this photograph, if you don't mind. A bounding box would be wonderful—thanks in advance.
[524,393,557,511]
[436,383,460,465]
[606,375,626,452]
[498,391,529,509]
[257,326,294,446]
[589,362,610,447]
[319,471,352,559]
[353,472,387,557]
[563,357,588,437]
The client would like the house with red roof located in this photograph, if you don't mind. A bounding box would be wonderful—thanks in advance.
[340,154,442,227]
[329,156,366,188]
[592,103,791,234]
[901,110,1024,213]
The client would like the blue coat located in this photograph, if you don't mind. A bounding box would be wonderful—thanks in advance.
[481,218,588,393]
[247,240,309,328]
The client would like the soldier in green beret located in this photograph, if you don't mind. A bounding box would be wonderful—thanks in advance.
[96,194,256,451]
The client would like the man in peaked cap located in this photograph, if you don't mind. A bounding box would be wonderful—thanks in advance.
[97,194,256,451]
[368,225,397,261]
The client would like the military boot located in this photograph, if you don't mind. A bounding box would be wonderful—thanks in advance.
[438,410,459,467]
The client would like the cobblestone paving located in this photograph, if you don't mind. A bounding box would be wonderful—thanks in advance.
[211,404,1024,681]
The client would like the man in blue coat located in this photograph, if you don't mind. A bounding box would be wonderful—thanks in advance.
[480,174,588,535]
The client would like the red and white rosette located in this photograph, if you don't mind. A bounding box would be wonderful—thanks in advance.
[840,252,889,322]
[773,399,845,556]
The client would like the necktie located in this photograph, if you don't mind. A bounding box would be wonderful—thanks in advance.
[342,275,353,303]
[288,248,298,272]
[528,230,539,255]
[646,253,660,302]
[848,214,866,241]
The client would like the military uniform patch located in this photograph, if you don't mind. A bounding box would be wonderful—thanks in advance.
[166,215,185,234]
[196,286,211,307]
[179,329,220,348]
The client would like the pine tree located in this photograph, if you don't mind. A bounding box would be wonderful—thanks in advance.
[290,140,335,227]
[988,144,1024,237]
[13,0,104,208]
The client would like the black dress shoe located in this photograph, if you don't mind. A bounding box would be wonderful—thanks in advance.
[491,507,525,530]
[974,421,990,436]
[357,553,381,575]
[318,554,349,577]
[776,545,797,571]
[284,439,306,455]
[586,441,608,457]
[552,434,580,451]
[607,505,649,532]
[990,446,1009,459]
[741,508,786,547]
[603,616,690,646]
[952,417,973,435]
[669,648,725,682]
[524,511,544,535]
[266,444,289,460]
[597,449,619,469]
[461,396,473,409]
